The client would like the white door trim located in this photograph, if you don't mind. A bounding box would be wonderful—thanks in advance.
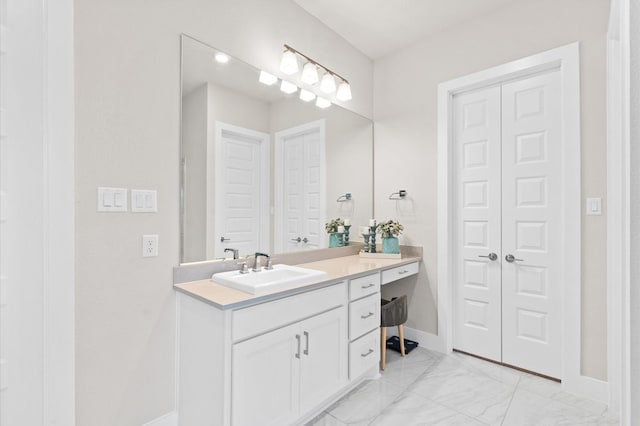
[210,121,270,258]
[437,43,595,398]
[274,119,326,253]
[606,0,630,421]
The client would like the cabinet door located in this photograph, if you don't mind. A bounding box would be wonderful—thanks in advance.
[232,322,300,426]
[298,307,348,415]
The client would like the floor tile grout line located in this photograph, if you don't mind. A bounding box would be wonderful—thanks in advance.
[500,375,521,426]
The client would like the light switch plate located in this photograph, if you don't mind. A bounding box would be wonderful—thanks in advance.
[97,187,128,212]
[586,197,602,216]
[131,189,157,213]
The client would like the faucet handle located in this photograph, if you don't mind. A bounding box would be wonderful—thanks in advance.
[237,255,250,274]
[264,258,273,270]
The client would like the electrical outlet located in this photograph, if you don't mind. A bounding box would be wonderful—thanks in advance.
[142,234,158,257]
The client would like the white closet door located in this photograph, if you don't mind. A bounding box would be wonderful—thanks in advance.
[452,85,503,362]
[501,70,562,378]
[282,136,306,252]
[302,130,322,250]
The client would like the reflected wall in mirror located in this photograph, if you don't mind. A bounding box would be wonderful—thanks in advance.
[180,35,374,264]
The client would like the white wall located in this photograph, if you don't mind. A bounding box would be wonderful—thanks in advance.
[629,0,639,420]
[74,1,372,424]
[374,0,610,380]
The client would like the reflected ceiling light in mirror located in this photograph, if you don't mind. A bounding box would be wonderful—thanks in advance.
[280,80,298,94]
[280,48,298,75]
[336,81,352,101]
[259,70,278,86]
[214,53,229,63]
[320,73,336,94]
[299,89,316,102]
[280,44,352,102]
[316,97,331,109]
[301,63,319,85]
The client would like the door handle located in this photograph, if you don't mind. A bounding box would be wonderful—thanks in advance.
[291,237,301,243]
[220,236,231,243]
[505,254,524,263]
[479,252,498,261]
[303,331,309,356]
[295,334,301,359]
[302,237,309,243]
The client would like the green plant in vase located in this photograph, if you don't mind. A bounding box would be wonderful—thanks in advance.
[377,220,403,254]
[325,218,345,248]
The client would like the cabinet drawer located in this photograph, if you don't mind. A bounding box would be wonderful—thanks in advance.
[381,261,419,285]
[232,282,346,342]
[349,329,379,380]
[349,293,379,340]
[349,273,380,301]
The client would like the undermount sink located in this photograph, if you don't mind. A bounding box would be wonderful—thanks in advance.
[211,264,329,295]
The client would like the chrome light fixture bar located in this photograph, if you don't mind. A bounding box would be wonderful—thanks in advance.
[281,44,352,102]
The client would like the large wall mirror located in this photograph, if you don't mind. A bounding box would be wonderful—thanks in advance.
[180,35,374,264]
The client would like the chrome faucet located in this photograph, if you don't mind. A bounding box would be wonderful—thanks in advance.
[252,252,270,272]
[224,248,239,260]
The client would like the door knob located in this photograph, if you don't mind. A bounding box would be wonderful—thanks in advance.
[505,254,524,263]
[302,237,309,243]
[220,236,230,243]
[291,237,302,243]
[479,252,498,261]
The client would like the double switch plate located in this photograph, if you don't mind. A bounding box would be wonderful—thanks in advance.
[97,187,157,213]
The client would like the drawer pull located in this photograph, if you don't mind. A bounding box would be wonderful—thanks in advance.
[398,270,409,275]
[295,334,301,359]
[361,312,374,319]
[361,348,374,358]
[361,283,375,289]
[303,331,309,356]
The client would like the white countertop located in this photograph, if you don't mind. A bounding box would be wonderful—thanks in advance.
[174,254,420,310]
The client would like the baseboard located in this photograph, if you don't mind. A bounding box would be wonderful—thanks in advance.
[387,326,447,353]
[563,375,609,404]
[143,411,178,426]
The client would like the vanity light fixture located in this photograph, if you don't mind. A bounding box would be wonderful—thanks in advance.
[280,44,352,102]
[214,53,229,63]
[336,81,352,101]
[299,89,316,102]
[320,73,336,94]
[280,80,298,94]
[315,97,331,109]
[301,62,319,85]
[280,48,299,75]
[258,70,278,86]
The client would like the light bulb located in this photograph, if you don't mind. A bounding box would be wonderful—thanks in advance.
[316,97,331,109]
[299,89,316,102]
[214,53,229,63]
[336,81,352,101]
[280,80,298,94]
[258,70,278,86]
[280,50,298,75]
[301,62,319,85]
[320,73,336,94]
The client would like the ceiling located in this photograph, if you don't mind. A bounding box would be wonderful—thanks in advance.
[293,0,526,59]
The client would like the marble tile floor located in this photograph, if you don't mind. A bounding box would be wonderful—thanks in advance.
[306,347,619,426]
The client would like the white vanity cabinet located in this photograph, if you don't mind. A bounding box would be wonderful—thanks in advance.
[232,306,347,426]
[347,272,381,380]
[177,280,349,426]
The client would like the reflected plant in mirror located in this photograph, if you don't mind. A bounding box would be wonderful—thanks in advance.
[180,35,373,264]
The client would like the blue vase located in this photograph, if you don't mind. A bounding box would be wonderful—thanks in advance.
[329,233,341,248]
[382,236,399,254]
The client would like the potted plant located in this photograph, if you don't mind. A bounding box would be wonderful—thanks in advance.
[377,220,404,254]
[325,218,345,248]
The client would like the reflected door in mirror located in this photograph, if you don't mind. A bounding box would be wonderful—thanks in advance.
[275,120,326,253]
[213,122,270,258]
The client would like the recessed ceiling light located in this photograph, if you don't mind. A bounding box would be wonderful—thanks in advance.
[214,53,229,63]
